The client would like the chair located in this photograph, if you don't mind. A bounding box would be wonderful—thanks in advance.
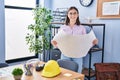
[0,63,9,68]
[57,59,78,72]
[49,48,61,61]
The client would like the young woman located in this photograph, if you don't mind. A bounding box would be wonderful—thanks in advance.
[51,6,98,73]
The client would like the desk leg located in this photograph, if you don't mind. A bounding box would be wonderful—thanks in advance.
[88,52,92,80]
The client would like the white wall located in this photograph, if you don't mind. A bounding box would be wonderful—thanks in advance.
[44,0,52,10]
[51,0,120,68]
[0,0,5,63]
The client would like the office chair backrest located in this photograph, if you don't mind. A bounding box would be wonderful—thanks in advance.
[0,63,9,68]
[57,59,78,72]
[50,48,61,61]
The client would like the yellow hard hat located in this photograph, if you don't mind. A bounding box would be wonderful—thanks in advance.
[41,60,61,77]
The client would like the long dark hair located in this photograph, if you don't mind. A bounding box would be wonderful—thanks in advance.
[65,6,80,25]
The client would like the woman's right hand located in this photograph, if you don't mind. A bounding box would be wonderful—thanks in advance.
[51,40,58,48]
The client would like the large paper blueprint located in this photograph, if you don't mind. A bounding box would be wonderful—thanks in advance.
[52,30,96,58]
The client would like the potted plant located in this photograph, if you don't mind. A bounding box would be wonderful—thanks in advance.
[12,68,23,80]
[25,6,52,60]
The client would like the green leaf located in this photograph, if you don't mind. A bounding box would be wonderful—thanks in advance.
[25,6,53,54]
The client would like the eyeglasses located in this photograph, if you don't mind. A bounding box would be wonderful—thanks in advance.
[68,12,77,15]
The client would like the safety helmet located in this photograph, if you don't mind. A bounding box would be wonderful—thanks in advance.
[41,60,61,77]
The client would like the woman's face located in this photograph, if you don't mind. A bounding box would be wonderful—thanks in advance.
[68,9,79,22]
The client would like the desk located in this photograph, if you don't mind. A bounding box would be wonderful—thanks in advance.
[0,63,84,80]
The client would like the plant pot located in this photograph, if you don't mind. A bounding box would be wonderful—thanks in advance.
[13,75,22,80]
[38,53,44,61]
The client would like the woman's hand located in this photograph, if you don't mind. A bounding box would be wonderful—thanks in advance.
[51,40,58,48]
[93,39,98,45]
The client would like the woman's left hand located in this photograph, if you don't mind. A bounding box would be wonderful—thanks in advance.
[93,39,98,45]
